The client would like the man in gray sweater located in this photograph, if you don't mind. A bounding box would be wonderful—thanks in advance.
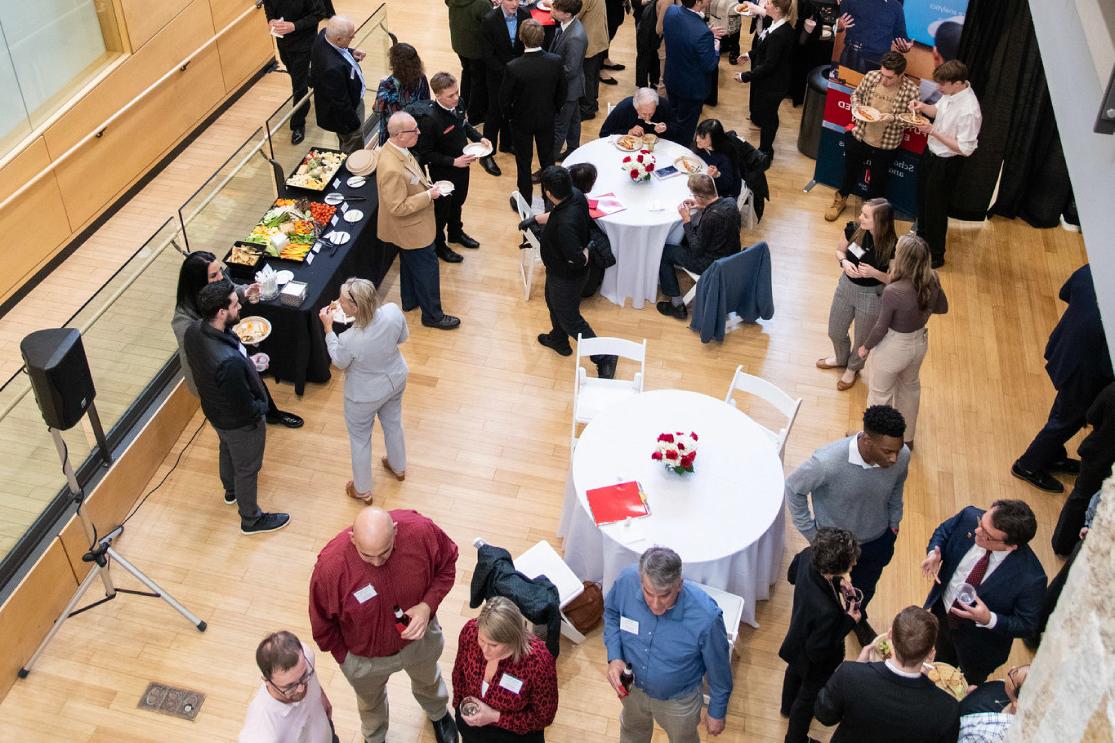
[785,405,910,646]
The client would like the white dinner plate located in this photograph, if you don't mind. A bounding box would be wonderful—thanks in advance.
[275,270,294,285]
[463,142,493,158]
[344,209,363,223]
[434,180,455,196]
[326,231,350,245]
[324,192,344,205]
[346,176,366,188]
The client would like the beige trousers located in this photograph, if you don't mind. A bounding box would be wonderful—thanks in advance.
[339,621,450,743]
[619,685,703,743]
[866,327,929,441]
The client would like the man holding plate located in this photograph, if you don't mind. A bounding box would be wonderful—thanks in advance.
[411,72,492,263]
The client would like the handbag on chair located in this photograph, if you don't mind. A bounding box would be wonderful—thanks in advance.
[563,581,604,634]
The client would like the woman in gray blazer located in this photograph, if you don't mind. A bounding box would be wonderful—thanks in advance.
[319,278,409,503]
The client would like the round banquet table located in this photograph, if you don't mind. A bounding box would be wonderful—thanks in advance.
[557,389,786,627]
[563,137,696,309]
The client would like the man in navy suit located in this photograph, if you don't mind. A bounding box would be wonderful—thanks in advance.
[662,0,722,146]
[310,16,367,153]
[920,500,1046,685]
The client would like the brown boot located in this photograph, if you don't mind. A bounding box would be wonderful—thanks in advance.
[825,192,848,222]
[381,457,406,481]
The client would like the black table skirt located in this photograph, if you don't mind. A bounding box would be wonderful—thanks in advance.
[249,166,395,395]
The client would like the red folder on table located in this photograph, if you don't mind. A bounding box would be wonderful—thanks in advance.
[587,193,626,218]
[586,481,650,525]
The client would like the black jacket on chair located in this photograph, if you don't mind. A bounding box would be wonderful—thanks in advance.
[727,131,771,220]
[470,544,562,658]
[740,21,795,102]
[779,546,856,676]
[500,50,567,130]
[815,661,960,743]
[183,320,269,430]
[481,6,532,71]
[310,29,364,134]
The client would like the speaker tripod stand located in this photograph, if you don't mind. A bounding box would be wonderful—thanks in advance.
[18,427,207,678]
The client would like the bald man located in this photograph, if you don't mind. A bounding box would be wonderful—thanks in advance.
[309,507,460,743]
[311,15,368,152]
[377,112,460,330]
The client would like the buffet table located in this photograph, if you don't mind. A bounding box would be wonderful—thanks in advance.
[248,165,390,395]
[563,137,694,309]
[557,389,786,627]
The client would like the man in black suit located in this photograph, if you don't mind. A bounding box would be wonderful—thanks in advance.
[410,72,492,264]
[501,20,566,205]
[921,500,1047,685]
[815,606,960,743]
[310,16,367,153]
[480,0,532,176]
[264,0,326,145]
[1012,264,1114,493]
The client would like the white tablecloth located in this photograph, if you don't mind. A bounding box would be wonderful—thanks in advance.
[558,389,786,627]
[564,138,694,309]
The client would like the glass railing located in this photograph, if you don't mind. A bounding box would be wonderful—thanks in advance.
[0,2,390,591]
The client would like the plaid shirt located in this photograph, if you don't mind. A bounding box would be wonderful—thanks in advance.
[850,70,920,150]
[958,712,1014,743]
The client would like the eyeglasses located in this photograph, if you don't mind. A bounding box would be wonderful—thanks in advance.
[267,658,315,697]
[398,128,419,135]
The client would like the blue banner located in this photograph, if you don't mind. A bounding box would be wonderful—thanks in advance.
[903,0,968,48]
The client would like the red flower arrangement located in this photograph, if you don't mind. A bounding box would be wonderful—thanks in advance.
[621,149,656,183]
[652,431,699,474]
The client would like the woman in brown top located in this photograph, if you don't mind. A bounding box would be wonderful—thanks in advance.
[817,198,896,391]
[858,235,948,446]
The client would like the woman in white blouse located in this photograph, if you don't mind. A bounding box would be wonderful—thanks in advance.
[319,278,409,503]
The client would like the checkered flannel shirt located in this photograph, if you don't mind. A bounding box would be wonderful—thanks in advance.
[850,70,920,150]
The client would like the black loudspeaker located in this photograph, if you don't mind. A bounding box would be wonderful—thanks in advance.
[20,328,97,431]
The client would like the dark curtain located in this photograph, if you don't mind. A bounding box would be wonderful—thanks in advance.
[949,0,1071,226]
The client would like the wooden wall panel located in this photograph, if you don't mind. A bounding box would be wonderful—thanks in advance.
[215,10,274,92]
[209,0,255,31]
[119,0,194,51]
[42,0,216,159]
[0,539,79,701]
[52,46,227,228]
[0,140,72,301]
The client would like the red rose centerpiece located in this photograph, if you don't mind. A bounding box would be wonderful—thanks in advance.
[621,149,656,183]
[652,431,699,474]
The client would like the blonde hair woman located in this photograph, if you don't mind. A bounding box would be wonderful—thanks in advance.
[451,597,558,742]
[857,236,949,446]
[319,278,409,503]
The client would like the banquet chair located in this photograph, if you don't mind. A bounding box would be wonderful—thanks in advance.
[693,581,744,656]
[474,538,588,643]
[677,268,744,334]
[723,365,801,462]
[511,190,542,301]
[571,335,647,453]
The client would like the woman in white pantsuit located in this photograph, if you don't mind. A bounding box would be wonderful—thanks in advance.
[320,278,409,503]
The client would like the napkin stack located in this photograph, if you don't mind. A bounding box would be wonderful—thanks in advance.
[256,264,280,300]
[281,281,308,307]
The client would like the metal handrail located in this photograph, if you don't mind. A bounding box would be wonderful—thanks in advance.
[0,2,263,214]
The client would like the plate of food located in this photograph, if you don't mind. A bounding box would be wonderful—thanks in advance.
[328,299,355,324]
[733,3,751,15]
[226,243,263,267]
[463,141,493,158]
[867,634,892,662]
[434,180,456,195]
[233,316,272,345]
[897,111,931,128]
[925,662,969,701]
[286,149,347,191]
[674,155,706,174]
[277,242,312,262]
[536,0,552,10]
[851,104,885,123]
[615,134,643,152]
[344,209,364,223]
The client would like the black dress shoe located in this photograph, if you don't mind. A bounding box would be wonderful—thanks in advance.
[729,52,739,65]
[596,355,617,379]
[422,315,461,330]
[557,148,572,161]
[291,128,305,145]
[510,196,522,214]
[431,713,458,743]
[448,231,480,249]
[580,110,597,121]
[1048,457,1081,475]
[852,619,876,647]
[599,75,619,85]
[537,333,573,356]
[656,300,687,320]
[531,169,542,184]
[1010,460,1064,493]
[266,411,304,428]
[479,156,501,176]
[435,243,464,263]
[603,61,626,71]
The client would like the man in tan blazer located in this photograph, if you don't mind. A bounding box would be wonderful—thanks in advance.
[376,112,461,330]
[577,0,610,120]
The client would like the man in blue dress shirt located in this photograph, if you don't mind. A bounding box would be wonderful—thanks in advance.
[603,547,733,741]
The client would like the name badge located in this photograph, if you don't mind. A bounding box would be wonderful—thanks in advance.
[408,174,419,185]
[499,674,524,694]
[353,583,377,603]
[620,616,639,634]
[847,242,865,259]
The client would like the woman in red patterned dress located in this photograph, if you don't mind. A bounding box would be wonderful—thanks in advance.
[452,597,558,742]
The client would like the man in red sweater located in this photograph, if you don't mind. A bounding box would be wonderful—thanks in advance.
[309,507,460,743]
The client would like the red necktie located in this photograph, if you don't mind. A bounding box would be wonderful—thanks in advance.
[949,549,991,626]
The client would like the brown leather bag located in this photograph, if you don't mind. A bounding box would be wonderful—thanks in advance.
[563,581,604,633]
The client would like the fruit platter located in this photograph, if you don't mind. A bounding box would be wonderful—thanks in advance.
[242,198,324,262]
[285,148,348,191]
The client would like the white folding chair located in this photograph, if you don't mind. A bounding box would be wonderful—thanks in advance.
[723,365,802,462]
[511,190,542,301]
[607,100,617,116]
[508,539,588,643]
[693,581,744,655]
[571,335,647,453]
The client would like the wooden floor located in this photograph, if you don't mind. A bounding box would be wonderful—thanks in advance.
[0,1,1089,741]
